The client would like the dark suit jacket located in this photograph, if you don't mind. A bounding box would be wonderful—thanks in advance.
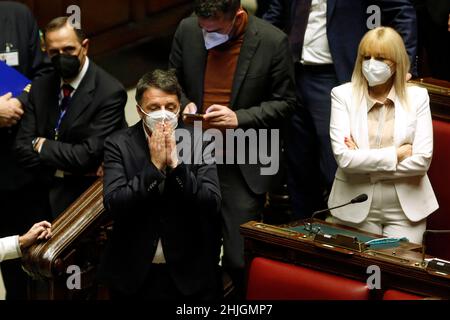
[15,61,127,214]
[263,0,418,82]
[169,15,297,194]
[0,1,52,191]
[98,122,221,296]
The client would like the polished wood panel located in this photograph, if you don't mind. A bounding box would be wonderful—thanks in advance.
[411,77,450,120]
[14,0,193,57]
[22,179,109,300]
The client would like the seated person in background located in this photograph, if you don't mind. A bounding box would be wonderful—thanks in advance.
[0,221,52,263]
[328,27,438,244]
[15,17,127,218]
[98,69,222,300]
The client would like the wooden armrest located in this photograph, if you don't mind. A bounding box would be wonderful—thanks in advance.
[410,77,450,121]
[22,179,108,280]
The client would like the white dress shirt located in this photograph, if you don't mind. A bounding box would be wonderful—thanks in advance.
[301,0,333,65]
[0,236,21,262]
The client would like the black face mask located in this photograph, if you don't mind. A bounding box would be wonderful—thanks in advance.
[51,54,81,79]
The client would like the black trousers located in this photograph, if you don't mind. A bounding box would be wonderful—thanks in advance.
[286,63,340,220]
[217,164,264,299]
[110,264,218,301]
[218,164,264,271]
[0,184,50,300]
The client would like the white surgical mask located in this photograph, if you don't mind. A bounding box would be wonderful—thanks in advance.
[202,30,229,50]
[138,106,179,132]
[362,58,394,87]
[202,15,236,50]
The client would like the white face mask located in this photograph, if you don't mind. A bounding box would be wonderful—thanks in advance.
[202,30,229,50]
[202,15,236,50]
[362,58,394,87]
[138,106,179,132]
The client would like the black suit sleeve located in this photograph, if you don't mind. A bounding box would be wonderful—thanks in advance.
[14,89,42,169]
[13,4,52,106]
[103,137,166,217]
[24,6,52,80]
[380,0,418,75]
[235,35,296,128]
[166,138,221,216]
[168,21,192,109]
[262,0,289,31]
[38,89,127,172]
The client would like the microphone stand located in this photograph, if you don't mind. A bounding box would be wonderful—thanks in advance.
[305,201,352,234]
[304,194,368,235]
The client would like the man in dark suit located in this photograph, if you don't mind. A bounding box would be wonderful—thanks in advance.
[0,1,52,300]
[98,69,222,300]
[263,0,418,219]
[15,17,127,219]
[169,0,296,297]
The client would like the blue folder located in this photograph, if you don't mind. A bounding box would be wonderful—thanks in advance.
[0,60,31,97]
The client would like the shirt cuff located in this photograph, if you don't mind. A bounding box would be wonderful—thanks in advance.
[1,236,22,261]
[38,139,44,153]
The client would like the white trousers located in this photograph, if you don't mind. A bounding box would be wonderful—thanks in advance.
[328,182,427,244]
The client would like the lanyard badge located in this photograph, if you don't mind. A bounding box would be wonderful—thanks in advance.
[0,43,19,67]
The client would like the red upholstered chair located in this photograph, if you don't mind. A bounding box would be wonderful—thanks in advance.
[382,290,424,300]
[427,119,450,261]
[246,257,370,300]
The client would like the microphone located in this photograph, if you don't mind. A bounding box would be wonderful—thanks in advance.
[350,194,368,204]
[305,194,368,233]
[312,193,368,217]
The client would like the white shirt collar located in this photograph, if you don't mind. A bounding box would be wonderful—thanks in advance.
[60,57,90,91]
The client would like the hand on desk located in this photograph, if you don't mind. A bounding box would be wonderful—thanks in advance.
[19,221,52,250]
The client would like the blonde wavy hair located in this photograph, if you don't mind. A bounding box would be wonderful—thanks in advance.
[352,26,410,104]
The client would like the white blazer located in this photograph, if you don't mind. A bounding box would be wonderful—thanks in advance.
[328,82,438,223]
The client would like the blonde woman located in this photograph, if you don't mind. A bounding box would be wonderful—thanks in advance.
[327,27,438,244]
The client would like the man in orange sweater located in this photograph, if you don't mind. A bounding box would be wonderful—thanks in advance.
[169,0,296,297]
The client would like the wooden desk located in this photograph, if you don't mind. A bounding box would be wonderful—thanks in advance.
[241,220,450,299]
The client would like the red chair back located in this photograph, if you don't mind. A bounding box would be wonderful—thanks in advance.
[382,289,423,300]
[246,257,370,300]
[427,119,450,260]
